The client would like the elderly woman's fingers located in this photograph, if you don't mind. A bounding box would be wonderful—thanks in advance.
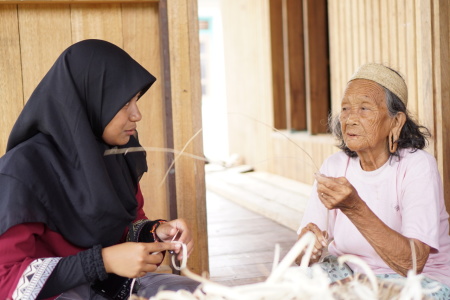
[316,175,342,191]
[296,223,329,264]
[316,175,359,210]
[304,223,328,248]
[315,175,338,197]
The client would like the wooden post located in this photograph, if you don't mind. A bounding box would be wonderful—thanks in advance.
[165,0,208,274]
[433,0,450,220]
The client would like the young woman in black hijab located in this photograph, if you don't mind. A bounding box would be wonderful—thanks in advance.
[0,39,199,299]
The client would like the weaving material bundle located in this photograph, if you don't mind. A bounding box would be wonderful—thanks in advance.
[129,233,437,300]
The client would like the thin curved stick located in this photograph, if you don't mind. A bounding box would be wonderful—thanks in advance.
[228,112,320,172]
[171,241,242,299]
[337,254,379,296]
[271,244,281,272]
[104,146,208,163]
[266,231,315,283]
[103,129,205,188]
[409,238,417,274]
[158,128,203,188]
[171,241,187,271]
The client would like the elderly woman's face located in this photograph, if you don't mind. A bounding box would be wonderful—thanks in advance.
[339,79,392,155]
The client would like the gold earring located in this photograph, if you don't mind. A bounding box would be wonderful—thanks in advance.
[389,131,398,153]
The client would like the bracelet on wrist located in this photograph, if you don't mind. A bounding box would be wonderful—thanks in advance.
[150,219,167,242]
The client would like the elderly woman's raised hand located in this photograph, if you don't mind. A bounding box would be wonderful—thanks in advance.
[315,173,361,212]
[295,222,328,265]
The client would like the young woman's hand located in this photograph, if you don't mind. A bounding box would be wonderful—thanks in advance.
[156,218,194,260]
[295,222,328,266]
[101,242,179,278]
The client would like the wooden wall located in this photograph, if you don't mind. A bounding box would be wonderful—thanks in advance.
[221,0,337,186]
[221,0,450,213]
[220,0,274,180]
[0,0,208,274]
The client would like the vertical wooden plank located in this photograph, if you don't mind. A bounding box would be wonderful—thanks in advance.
[337,0,348,98]
[121,3,169,220]
[445,0,450,216]
[380,0,389,63]
[432,0,450,215]
[415,0,435,155]
[157,0,178,224]
[269,0,287,130]
[397,0,407,76]
[406,0,418,115]
[350,0,358,67]
[357,0,366,65]
[0,5,23,155]
[344,0,353,78]
[286,0,306,131]
[327,0,340,113]
[303,0,329,134]
[388,0,399,69]
[18,4,72,102]
[350,0,359,68]
[166,0,208,275]
[281,0,291,130]
[71,3,123,46]
[365,0,374,63]
[372,0,382,63]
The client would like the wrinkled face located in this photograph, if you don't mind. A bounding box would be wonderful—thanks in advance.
[340,79,393,155]
[102,93,142,146]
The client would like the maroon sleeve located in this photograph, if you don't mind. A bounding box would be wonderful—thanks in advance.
[0,224,38,298]
[0,223,85,299]
[135,183,147,221]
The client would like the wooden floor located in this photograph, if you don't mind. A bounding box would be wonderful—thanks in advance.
[206,190,297,286]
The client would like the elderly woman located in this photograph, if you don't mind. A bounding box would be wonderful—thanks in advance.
[297,63,450,299]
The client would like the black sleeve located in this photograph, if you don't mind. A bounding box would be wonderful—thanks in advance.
[127,219,166,243]
[37,244,107,299]
[37,220,166,298]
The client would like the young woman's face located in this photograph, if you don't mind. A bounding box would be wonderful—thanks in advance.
[102,93,142,146]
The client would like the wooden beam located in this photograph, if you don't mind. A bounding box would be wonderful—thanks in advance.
[158,0,178,223]
[269,0,287,130]
[166,0,208,275]
[303,0,330,134]
[286,0,306,131]
[433,0,450,218]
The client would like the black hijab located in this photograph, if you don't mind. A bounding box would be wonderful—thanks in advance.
[0,39,156,248]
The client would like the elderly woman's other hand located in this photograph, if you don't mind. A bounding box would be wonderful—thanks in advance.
[315,173,362,212]
[295,222,328,265]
